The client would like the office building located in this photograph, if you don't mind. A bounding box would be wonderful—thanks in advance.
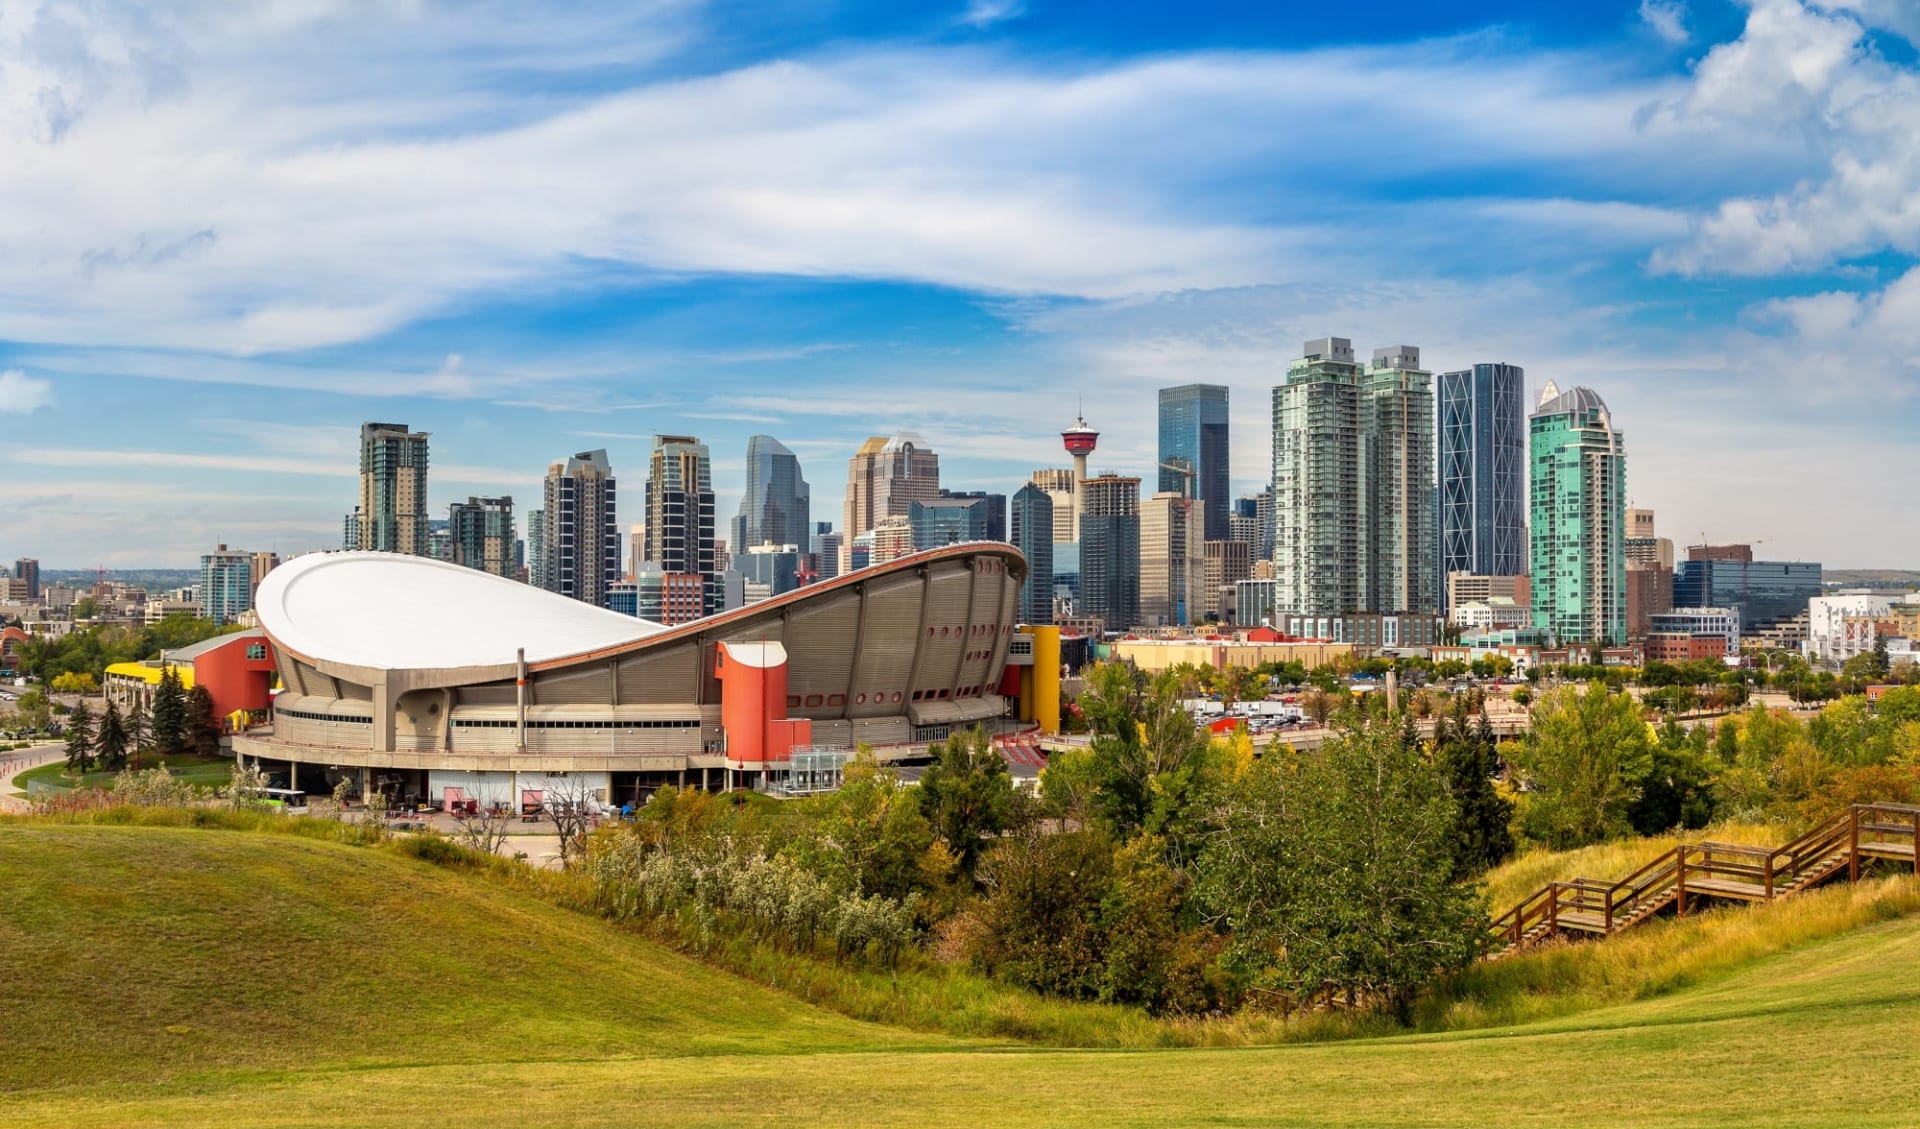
[200,545,252,625]
[1079,474,1140,631]
[1645,607,1741,662]
[1158,384,1230,541]
[1805,594,1895,665]
[1528,382,1627,645]
[1235,577,1278,628]
[737,544,802,599]
[1010,484,1054,625]
[1624,507,1674,639]
[731,436,812,559]
[642,436,718,615]
[448,496,516,578]
[1272,338,1437,617]
[542,449,620,609]
[1625,508,1675,569]
[1140,493,1205,626]
[1204,539,1252,622]
[843,433,940,573]
[248,552,280,608]
[910,491,1003,551]
[357,422,430,555]
[1446,572,1529,611]
[869,515,917,564]
[813,524,843,582]
[1271,611,1445,649]
[1031,468,1079,543]
[1438,363,1527,600]
[10,558,39,599]
[1452,597,1532,632]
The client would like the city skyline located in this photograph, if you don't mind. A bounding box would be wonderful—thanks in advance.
[1,1,1917,568]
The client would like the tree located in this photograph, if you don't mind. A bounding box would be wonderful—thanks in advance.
[63,702,95,773]
[96,700,129,772]
[1435,704,1515,877]
[1629,719,1718,834]
[50,671,99,694]
[14,689,51,733]
[151,666,188,755]
[916,726,1017,881]
[124,697,150,771]
[71,596,100,620]
[1514,682,1652,848]
[186,685,222,757]
[1198,716,1484,1021]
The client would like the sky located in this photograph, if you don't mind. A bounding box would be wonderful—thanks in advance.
[1,0,1917,570]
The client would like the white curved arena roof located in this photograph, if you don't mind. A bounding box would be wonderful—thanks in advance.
[255,552,665,671]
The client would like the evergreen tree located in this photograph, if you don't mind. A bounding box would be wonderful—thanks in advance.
[1436,705,1516,877]
[64,701,96,774]
[150,665,188,755]
[186,685,223,757]
[124,697,151,771]
[96,700,129,772]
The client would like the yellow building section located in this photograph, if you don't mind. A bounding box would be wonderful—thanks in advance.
[1111,639,1355,673]
[1015,625,1062,735]
[103,662,195,690]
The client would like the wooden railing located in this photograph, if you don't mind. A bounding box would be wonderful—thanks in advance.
[1490,803,1920,955]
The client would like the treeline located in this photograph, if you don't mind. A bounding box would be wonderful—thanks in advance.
[63,668,221,774]
[17,616,240,683]
[582,665,1515,1021]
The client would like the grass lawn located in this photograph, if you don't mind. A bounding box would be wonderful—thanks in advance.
[3,822,1919,1127]
[13,753,234,795]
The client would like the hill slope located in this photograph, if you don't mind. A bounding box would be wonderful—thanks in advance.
[5,823,1920,1127]
[0,825,922,1093]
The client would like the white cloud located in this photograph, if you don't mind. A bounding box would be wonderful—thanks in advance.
[960,0,1025,29]
[1640,0,1690,45]
[0,370,53,413]
[1821,0,1920,43]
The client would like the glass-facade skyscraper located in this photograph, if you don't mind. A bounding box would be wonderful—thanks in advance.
[1157,384,1230,542]
[730,435,811,556]
[1009,484,1054,624]
[1438,362,1527,601]
[1528,383,1626,645]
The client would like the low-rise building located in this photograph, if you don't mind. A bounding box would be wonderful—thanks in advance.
[1645,607,1740,663]
[104,629,277,731]
[1109,637,1354,673]
[1805,594,1895,666]
[1270,612,1444,649]
[1452,596,1531,631]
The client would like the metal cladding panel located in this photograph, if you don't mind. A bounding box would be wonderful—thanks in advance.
[851,716,911,744]
[851,571,923,716]
[533,664,612,706]
[456,683,516,707]
[809,719,852,746]
[784,592,859,706]
[616,644,702,704]
[336,678,372,701]
[915,567,973,695]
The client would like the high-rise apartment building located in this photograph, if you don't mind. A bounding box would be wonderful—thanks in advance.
[200,545,252,625]
[1203,539,1252,623]
[1079,474,1140,631]
[1010,484,1054,625]
[1030,468,1078,543]
[10,559,38,599]
[1363,346,1436,615]
[842,433,940,573]
[1158,385,1230,541]
[248,552,280,608]
[1624,508,1674,640]
[342,509,360,551]
[1272,339,1437,617]
[542,450,619,608]
[1140,493,1205,626]
[526,508,546,588]
[1438,363,1527,605]
[1528,383,1627,645]
[448,496,516,578]
[643,436,718,615]
[731,435,812,559]
[357,422,430,555]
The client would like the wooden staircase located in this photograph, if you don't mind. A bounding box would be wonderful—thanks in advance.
[1489,803,1920,959]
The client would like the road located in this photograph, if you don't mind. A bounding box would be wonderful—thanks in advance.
[0,744,65,813]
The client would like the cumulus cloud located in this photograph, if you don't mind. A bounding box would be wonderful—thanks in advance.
[960,0,1025,29]
[0,370,54,413]
[1640,0,1690,44]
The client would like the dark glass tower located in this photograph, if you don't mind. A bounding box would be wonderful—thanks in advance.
[1438,363,1527,602]
[1009,484,1055,625]
[730,435,811,555]
[1157,384,1230,542]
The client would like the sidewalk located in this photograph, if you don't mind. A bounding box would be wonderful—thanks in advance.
[0,745,66,813]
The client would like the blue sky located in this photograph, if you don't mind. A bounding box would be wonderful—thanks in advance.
[1,0,1918,568]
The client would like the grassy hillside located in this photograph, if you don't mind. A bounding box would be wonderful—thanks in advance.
[6,820,1920,1127]
[0,824,924,1093]
[1479,821,1787,912]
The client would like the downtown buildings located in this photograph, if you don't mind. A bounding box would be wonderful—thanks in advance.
[1158,384,1230,542]
[731,435,812,558]
[541,449,620,609]
[641,435,720,619]
[448,496,516,578]
[356,422,430,556]
[1438,362,1527,605]
[842,433,940,574]
[1528,383,1627,646]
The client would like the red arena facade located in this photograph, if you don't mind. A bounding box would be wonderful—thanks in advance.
[238,543,1030,806]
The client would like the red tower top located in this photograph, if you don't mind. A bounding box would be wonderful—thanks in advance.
[1061,413,1099,457]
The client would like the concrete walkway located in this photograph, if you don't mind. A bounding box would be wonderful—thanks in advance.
[0,744,65,813]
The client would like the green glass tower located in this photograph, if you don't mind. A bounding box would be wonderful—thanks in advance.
[1528,382,1626,645]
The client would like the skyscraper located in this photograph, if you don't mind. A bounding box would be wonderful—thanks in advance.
[542,449,619,608]
[341,509,360,551]
[357,422,430,555]
[909,493,1000,550]
[1362,346,1436,615]
[10,559,38,599]
[1030,468,1079,544]
[1140,493,1205,626]
[731,435,811,557]
[1010,484,1054,625]
[1079,474,1140,631]
[526,508,546,588]
[1158,384,1230,541]
[1529,382,1627,645]
[248,551,280,608]
[200,545,252,625]
[1438,363,1527,600]
[1273,338,1438,617]
[643,435,719,614]
[448,496,516,578]
[842,432,939,573]
[813,523,843,582]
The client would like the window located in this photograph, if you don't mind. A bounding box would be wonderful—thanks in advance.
[246,643,267,660]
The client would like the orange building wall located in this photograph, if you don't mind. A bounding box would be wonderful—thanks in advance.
[193,636,278,723]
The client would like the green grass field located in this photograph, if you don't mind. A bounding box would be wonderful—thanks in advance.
[4,820,1918,1127]
[14,753,235,795]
